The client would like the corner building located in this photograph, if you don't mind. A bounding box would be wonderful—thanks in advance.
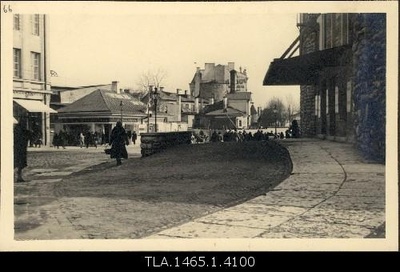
[13,14,55,146]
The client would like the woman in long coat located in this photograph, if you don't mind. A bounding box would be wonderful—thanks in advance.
[109,121,129,165]
[14,117,29,182]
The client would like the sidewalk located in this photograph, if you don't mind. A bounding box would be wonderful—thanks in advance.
[145,139,386,239]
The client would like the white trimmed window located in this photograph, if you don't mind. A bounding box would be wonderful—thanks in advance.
[32,14,40,35]
[335,86,339,113]
[319,13,351,50]
[31,52,41,80]
[14,14,21,30]
[315,94,321,117]
[346,81,352,112]
[13,48,21,78]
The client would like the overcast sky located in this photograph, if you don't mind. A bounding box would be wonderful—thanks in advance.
[47,5,300,109]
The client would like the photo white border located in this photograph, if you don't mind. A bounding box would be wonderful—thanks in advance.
[1,0,398,252]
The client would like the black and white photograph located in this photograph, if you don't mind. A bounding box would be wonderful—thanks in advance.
[0,1,398,252]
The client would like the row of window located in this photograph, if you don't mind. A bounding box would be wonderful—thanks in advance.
[317,13,351,50]
[314,81,352,118]
[13,48,41,81]
[14,14,41,36]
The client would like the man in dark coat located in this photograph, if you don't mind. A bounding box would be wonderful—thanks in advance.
[131,131,137,145]
[110,121,129,166]
[14,117,29,182]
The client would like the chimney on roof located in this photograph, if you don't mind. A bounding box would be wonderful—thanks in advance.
[177,94,182,122]
[112,81,119,93]
[223,97,228,110]
[195,97,199,114]
[228,62,235,71]
[184,90,188,96]
[205,63,215,72]
[230,70,237,94]
[160,86,164,92]
[176,88,181,95]
[194,68,202,97]
[210,97,214,105]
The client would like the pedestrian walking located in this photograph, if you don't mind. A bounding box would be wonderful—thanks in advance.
[59,129,67,149]
[92,131,98,148]
[53,132,60,148]
[109,121,129,166]
[79,132,85,148]
[131,130,137,145]
[14,117,29,182]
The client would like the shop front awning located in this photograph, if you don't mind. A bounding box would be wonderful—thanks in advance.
[263,44,352,86]
[14,99,57,113]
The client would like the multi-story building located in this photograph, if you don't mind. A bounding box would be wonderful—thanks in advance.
[263,13,386,162]
[189,62,248,102]
[141,87,197,131]
[13,14,55,146]
[190,62,253,130]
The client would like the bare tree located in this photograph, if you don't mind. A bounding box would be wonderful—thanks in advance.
[258,97,287,129]
[285,94,300,124]
[136,68,168,92]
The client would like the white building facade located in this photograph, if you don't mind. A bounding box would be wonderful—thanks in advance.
[13,14,55,146]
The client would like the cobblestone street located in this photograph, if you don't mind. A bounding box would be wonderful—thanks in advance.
[11,138,391,250]
[14,141,292,240]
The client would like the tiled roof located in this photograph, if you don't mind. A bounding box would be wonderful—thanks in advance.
[200,101,224,114]
[142,90,195,103]
[58,89,147,115]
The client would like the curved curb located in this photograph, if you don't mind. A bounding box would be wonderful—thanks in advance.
[147,139,385,239]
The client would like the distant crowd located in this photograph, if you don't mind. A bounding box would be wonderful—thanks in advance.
[194,120,301,144]
[209,129,287,143]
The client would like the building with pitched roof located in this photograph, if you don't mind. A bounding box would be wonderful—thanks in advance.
[55,89,147,144]
[189,62,248,102]
[194,94,252,130]
[141,87,200,130]
[189,62,253,130]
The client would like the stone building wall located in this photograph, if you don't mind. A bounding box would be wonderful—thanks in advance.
[299,14,319,137]
[352,14,386,162]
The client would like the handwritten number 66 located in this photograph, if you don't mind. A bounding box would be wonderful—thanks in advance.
[3,5,12,13]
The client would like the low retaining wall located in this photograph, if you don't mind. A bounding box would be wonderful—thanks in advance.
[140,131,192,157]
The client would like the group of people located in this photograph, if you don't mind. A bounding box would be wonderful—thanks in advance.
[79,131,100,148]
[14,120,137,182]
[209,127,300,143]
[52,129,68,149]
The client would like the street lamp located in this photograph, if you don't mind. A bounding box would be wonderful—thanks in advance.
[147,85,153,132]
[120,101,123,123]
[153,87,159,132]
[273,105,277,137]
